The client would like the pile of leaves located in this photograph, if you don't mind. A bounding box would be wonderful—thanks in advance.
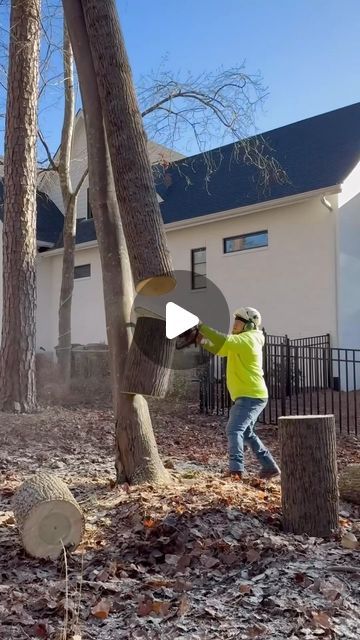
[0,403,359,639]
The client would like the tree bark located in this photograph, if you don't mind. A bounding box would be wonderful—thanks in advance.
[57,195,76,382]
[79,0,175,296]
[121,317,174,397]
[13,472,84,559]
[63,0,170,484]
[279,415,339,537]
[57,24,77,384]
[0,0,40,413]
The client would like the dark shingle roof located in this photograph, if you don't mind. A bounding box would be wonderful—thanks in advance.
[0,180,64,244]
[154,102,360,224]
[6,102,357,248]
[55,217,96,248]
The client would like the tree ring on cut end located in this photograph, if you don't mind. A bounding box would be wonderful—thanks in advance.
[22,499,84,559]
[136,275,176,296]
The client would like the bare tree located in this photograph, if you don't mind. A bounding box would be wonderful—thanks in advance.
[62,0,170,484]
[0,0,41,412]
[139,67,287,190]
[38,22,88,384]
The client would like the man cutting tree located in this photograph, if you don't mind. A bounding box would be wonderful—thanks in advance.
[193,307,280,480]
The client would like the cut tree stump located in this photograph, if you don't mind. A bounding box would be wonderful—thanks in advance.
[12,473,85,559]
[339,464,360,504]
[121,316,174,397]
[278,415,339,537]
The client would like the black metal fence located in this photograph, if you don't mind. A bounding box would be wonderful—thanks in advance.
[199,332,360,436]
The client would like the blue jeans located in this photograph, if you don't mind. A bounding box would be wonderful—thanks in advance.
[226,397,279,473]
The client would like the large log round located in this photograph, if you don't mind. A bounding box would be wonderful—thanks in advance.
[13,473,85,559]
[278,415,338,537]
[121,316,174,397]
[339,464,360,504]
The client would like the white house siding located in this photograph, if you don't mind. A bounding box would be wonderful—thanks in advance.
[37,245,106,351]
[167,196,338,340]
[338,162,360,348]
[36,194,338,352]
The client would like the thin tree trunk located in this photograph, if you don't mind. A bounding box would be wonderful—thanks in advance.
[57,24,76,384]
[57,195,76,381]
[79,0,175,296]
[0,0,40,413]
[279,415,339,537]
[63,0,170,484]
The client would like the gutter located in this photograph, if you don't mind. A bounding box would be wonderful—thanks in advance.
[164,184,342,231]
[39,184,342,256]
[40,239,98,257]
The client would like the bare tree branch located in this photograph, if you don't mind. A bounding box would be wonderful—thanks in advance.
[73,166,88,197]
[38,128,57,171]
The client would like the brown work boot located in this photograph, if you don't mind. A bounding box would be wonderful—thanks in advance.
[259,468,281,480]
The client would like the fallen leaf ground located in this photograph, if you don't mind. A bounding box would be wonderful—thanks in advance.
[0,400,359,639]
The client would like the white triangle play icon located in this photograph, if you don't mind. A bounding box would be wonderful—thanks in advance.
[166,302,199,340]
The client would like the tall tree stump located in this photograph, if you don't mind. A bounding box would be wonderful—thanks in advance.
[121,316,174,397]
[339,464,360,504]
[13,473,85,559]
[278,415,338,537]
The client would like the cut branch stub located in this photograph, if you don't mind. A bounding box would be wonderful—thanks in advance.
[12,473,85,559]
[121,316,174,397]
[81,0,175,296]
[279,415,339,538]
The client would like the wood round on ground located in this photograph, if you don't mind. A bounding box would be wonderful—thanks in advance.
[121,316,174,398]
[12,473,85,559]
[278,415,339,538]
[339,464,360,504]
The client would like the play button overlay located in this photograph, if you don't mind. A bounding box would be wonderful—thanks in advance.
[165,303,199,339]
[130,269,230,370]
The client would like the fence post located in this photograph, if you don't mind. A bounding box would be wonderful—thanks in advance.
[285,335,291,396]
[279,415,338,537]
[280,342,287,415]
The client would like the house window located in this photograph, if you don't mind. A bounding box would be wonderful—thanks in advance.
[223,230,268,254]
[191,248,206,289]
[74,264,91,280]
[87,188,93,219]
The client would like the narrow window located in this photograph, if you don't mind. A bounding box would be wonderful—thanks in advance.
[191,248,206,289]
[74,264,91,280]
[224,230,268,253]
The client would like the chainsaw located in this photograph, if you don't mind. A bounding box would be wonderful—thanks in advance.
[134,306,199,350]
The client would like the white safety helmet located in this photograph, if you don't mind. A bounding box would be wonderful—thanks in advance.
[233,306,262,328]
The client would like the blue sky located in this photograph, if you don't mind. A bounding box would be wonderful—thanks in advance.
[1,0,360,158]
[119,0,360,142]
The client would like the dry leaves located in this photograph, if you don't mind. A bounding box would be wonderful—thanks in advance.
[1,405,359,639]
[91,598,111,619]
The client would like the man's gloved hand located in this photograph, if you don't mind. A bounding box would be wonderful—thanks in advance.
[175,326,199,350]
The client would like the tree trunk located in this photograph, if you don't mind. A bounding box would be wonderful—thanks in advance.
[63,0,170,484]
[0,0,40,413]
[121,317,174,397]
[279,415,339,537]
[57,196,76,382]
[79,0,175,296]
[57,24,77,384]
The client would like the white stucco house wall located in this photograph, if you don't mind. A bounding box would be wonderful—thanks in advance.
[1,103,360,353]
